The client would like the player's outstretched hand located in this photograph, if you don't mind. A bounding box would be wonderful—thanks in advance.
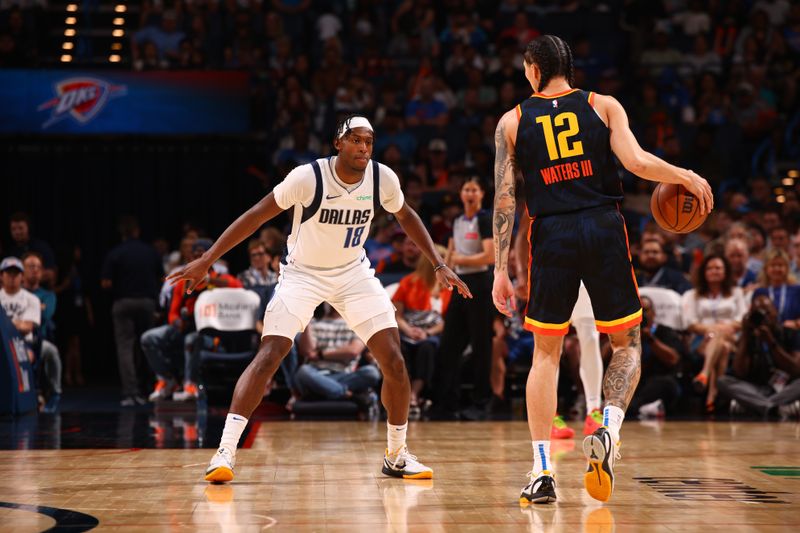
[492,271,516,317]
[684,170,714,216]
[436,266,472,298]
[166,257,212,294]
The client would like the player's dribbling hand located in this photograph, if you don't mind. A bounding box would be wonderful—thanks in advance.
[684,170,714,216]
[435,266,472,298]
[492,271,516,317]
[166,257,213,294]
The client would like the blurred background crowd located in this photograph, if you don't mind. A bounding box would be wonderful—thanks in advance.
[1,0,800,422]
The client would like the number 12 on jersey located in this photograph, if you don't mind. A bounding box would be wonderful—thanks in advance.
[344,225,365,248]
[535,112,584,161]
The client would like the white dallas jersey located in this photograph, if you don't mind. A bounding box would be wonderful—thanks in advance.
[273,157,404,268]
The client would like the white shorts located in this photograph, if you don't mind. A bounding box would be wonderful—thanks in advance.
[261,256,397,343]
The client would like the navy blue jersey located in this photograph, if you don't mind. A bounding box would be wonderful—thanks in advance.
[515,89,623,217]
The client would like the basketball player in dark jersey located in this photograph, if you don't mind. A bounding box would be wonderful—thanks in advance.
[492,35,712,504]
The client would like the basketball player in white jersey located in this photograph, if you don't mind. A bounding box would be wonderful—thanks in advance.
[168,116,471,483]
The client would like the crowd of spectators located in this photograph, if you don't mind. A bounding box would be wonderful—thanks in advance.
[2,1,800,421]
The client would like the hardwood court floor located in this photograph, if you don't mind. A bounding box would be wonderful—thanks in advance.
[0,420,798,532]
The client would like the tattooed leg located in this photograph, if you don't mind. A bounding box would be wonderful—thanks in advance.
[604,325,642,411]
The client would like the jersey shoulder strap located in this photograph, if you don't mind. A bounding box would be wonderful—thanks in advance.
[301,159,325,223]
[372,159,381,216]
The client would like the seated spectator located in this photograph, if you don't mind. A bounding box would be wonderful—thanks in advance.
[405,78,448,130]
[725,237,758,291]
[238,239,278,289]
[753,249,800,327]
[769,225,791,254]
[364,214,401,264]
[0,257,60,412]
[132,9,185,65]
[636,239,692,294]
[392,245,451,416]
[22,252,62,412]
[682,254,747,411]
[273,120,321,170]
[374,112,417,161]
[294,304,381,402]
[160,235,197,308]
[7,212,56,287]
[720,293,800,418]
[627,296,684,418]
[376,234,421,279]
[142,239,242,402]
[746,222,768,273]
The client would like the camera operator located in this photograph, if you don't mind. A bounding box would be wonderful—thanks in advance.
[718,294,800,418]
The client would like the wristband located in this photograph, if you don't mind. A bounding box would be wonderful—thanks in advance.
[433,263,447,273]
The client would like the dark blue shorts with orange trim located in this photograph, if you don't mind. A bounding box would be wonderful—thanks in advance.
[523,205,642,336]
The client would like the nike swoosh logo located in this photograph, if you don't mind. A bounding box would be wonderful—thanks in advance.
[326,194,341,200]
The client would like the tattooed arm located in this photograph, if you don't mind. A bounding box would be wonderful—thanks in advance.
[492,110,520,317]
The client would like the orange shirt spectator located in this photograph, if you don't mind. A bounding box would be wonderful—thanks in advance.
[392,271,451,315]
[168,271,243,326]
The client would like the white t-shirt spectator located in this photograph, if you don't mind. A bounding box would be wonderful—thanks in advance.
[1,288,42,341]
[681,287,748,328]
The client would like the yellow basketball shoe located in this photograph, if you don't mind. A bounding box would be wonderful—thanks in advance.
[582,427,620,502]
[205,447,235,483]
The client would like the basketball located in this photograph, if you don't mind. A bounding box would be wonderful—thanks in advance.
[650,182,707,233]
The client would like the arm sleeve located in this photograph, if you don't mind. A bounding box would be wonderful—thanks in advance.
[378,163,405,213]
[272,164,317,211]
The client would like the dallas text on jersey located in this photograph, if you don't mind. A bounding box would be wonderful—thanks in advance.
[318,208,372,225]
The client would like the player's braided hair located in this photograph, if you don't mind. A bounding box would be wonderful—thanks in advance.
[523,35,574,93]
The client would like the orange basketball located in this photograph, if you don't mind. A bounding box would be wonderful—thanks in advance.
[650,182,708,233]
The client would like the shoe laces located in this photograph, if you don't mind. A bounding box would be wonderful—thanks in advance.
[389,445,416,469]
[589,409,603,423]
[216,447,233,463]
[552,415,568,429]
[525,470,552,482]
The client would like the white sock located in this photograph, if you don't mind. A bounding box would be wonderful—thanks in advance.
[219,413,248,455]
[532,440,551,475]
[603,405,624,443]
[576,319,603,412]
[387,421,408,454]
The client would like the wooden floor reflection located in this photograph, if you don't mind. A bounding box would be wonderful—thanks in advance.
[0,420,798,532]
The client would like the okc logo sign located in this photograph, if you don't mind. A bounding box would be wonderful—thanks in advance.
[37,77,126,129]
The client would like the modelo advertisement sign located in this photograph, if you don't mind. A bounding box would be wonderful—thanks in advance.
[0,70,249,134]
